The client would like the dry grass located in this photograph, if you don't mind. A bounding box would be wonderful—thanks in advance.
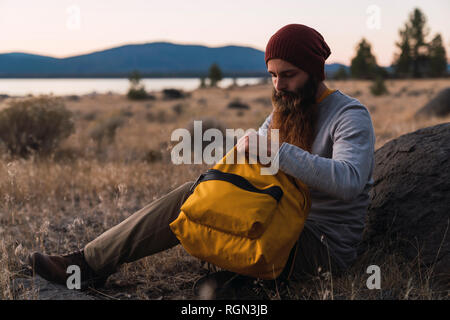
[1,79,449,300]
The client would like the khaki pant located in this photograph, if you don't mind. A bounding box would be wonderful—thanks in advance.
[84,181,340,279]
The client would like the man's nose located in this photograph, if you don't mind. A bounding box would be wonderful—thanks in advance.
[274,77,287,92]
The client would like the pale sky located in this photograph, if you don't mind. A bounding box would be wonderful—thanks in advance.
[1,0,449,66]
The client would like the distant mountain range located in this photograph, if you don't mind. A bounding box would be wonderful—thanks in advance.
[0,42,353,78]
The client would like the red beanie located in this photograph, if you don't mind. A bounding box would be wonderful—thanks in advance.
[265,24,331,81]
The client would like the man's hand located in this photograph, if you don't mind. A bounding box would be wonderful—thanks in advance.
[236,130,278,163]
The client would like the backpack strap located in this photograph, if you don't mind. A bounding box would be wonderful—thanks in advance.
[200,169,283,202]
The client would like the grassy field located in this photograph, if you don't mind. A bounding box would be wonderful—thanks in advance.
[1,79,449,300]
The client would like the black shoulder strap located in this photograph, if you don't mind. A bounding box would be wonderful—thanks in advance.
[198,169,283,202]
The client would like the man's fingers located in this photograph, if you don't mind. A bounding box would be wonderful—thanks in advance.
[236,135,249,154]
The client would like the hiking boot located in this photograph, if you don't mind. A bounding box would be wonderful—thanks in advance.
[28,250,109,290]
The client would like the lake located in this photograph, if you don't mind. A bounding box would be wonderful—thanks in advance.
[0,78,266,96]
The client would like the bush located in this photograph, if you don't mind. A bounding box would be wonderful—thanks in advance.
[144,149,163,163]
[89,115,125,146]
[126,70,155,100]
[208,63,223,87]
[82,111,98,121]
[162,88,186,100]
[172,103,186,116]
[127,87,155,100]
[370,76,389,96]
[227,99,250,110]
[0,96,74,157]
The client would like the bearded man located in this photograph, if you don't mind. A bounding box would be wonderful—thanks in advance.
[240,24,375,279]
[27,24,375,294]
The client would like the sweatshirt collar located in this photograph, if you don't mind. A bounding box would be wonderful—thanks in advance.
[316,88,336,104]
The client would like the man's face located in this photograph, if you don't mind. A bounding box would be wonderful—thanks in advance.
[266,58,319,153]
[267,58,309,95]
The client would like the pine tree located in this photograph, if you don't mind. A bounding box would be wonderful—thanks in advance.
[350,38,379,79]
[393,26,413,77]
[127,70,149,100]
[428,34,447,77]
[393,8,438,78]
[208,63,223,87]
[408,8,430,77]
[128,70,142,88]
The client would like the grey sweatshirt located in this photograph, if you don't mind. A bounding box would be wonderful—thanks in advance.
[258,90,376,270]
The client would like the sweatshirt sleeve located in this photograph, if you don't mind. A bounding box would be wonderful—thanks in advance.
[272,105,375,201]
[257,113,273,136]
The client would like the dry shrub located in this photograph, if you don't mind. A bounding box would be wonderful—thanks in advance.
[127,87,151,100]
[143,149,163,163]
[89,115,125,146]
[172,103,186,116]
[82,111,98,121]
[227,99,250,110]
[0,96,74,158]
[370,76,389,96]
[163,88,186,100]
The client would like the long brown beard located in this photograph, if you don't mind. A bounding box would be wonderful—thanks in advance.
[269,76,319,152]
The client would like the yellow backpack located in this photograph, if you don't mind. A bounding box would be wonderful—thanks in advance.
[169,146,311,279]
